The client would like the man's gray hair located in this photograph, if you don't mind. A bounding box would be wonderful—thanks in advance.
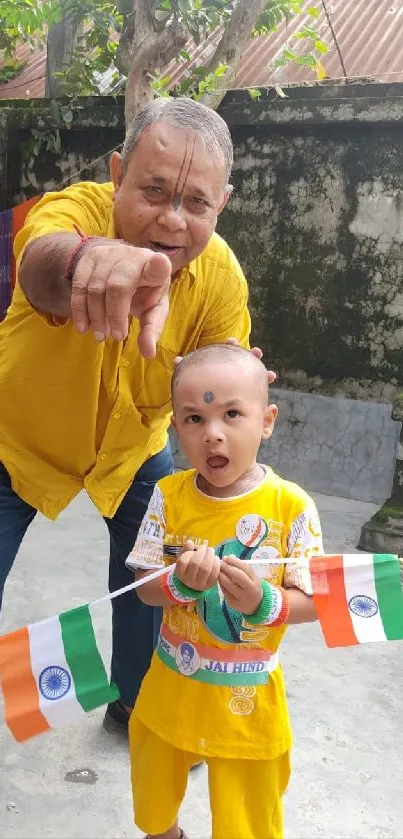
[122,97,233,183]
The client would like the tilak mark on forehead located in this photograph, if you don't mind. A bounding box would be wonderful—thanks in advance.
[171,133,197,212]
[204,391,215,403]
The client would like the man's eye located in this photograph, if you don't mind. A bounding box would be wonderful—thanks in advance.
[145,186,163,196]
[187,197,209,212]
[226,409,240,419]
[186,414,202,424]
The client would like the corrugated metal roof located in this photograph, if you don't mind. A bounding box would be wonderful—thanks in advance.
[263,0,403,86]
[1,0,403,101]
[167,0,403,89]
[0,42,47,99]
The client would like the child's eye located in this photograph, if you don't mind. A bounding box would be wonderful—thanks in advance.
[226,409,240,419]
[186,414,202,424]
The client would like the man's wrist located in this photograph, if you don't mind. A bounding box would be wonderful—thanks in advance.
[65,227,97,284]
[65,226,125,283]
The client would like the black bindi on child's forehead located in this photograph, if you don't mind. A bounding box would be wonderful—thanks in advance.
[204,391,214,403]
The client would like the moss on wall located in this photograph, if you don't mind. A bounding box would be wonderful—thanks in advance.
[218,123,403,393]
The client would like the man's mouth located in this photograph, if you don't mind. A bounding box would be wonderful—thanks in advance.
[206,455,229,469]
[149,241,183,256]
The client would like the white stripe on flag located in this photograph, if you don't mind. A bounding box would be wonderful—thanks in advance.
[342,553,387,643]
[28,616,86,729]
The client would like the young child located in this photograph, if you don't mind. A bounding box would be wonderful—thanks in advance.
[126,343,323,839]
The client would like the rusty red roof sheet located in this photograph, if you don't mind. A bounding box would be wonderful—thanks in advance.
[1,0,403,102]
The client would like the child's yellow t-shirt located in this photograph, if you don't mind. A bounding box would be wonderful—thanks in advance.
[127,467,323,760]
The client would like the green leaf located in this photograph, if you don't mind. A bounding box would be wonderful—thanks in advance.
[61,108,74,125]
[54,130,61,154]
[294,26,320,39]
[50,98,61,124]
[248,88,261,101]
[315,39,328,54]
[295,53,317,66]
[307,6,320,17]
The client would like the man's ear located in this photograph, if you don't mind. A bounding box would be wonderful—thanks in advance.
[110,151,123,190]
[218,184,233,215]
[261,404,278,440]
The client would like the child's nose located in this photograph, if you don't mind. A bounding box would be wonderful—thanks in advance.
[204,423,225,442]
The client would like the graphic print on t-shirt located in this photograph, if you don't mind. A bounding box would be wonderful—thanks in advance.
[198,514,284,645]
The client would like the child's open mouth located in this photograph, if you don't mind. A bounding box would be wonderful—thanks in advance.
[206,456,229,469]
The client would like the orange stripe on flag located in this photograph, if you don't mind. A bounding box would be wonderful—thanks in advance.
[0,626,50,742]
[310,555,358,648]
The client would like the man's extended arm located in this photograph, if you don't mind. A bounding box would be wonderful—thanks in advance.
[18,233,172,356]
[19,232,82,317]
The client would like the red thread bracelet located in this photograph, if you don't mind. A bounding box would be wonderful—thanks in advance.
[66,225,96,283]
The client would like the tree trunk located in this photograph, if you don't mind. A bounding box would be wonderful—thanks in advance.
[199,0,267,111]
[45,13,80,97]
[115,0,153,77]
[122,16,188,126]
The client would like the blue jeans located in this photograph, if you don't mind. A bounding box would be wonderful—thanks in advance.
[0,444,173,707]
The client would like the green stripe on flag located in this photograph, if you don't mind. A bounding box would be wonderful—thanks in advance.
[59,605,119,712]
[373,554,403,641]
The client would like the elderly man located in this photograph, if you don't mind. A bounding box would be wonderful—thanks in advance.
[0,97,266,733]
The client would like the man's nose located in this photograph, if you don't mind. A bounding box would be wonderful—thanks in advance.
[157,203,187,232]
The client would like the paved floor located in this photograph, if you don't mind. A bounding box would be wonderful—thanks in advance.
[1,491,402,839]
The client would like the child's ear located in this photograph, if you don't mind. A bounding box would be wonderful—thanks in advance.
[171,415,177,431]
[261,403,277,440]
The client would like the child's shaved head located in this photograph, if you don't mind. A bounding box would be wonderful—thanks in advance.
[171,343,277,492]
[171,343,269,408]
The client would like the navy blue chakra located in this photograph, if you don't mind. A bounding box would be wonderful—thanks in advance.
[39,665,71,700]
[348,595,378,619]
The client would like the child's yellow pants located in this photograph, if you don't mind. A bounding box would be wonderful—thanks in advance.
[130,717,291,839]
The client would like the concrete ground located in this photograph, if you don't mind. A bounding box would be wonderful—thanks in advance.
[1,491,402,839]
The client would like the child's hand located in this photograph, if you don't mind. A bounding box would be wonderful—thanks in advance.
[219,555,263,615]
[175,539,221,592]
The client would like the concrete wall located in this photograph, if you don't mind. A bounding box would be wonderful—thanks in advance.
[218,85,403,401]
[1,84,403,397]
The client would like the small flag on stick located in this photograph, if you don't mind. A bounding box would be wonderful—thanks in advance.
[0,604,118,742]
[1,556,402,743]
[310,553,403,648]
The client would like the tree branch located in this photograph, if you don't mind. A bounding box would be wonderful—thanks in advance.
[45,12,81,97]
[115,0,155,76]
[199,0,266,110]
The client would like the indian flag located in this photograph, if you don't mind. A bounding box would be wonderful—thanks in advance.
[310,553,403,648]
[0,604,119,742]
